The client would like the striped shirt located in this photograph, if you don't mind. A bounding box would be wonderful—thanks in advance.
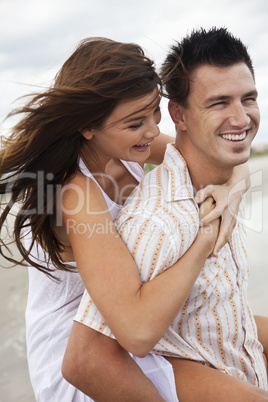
[75,143,267,389]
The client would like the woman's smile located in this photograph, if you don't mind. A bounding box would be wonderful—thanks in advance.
[132,140,154,152]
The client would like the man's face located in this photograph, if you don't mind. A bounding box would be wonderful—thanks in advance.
[179,63,260,171]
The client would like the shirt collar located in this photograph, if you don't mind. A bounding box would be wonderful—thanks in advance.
[163,143,195,202]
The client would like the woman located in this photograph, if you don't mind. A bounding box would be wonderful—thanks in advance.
[0,37,248,401]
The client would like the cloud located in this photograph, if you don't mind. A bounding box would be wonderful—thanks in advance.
[0,0,267,144]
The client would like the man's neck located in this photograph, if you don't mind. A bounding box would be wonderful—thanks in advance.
[174,140,234,191]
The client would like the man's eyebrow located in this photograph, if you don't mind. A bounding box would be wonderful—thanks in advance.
[205,90,258,105]
[205,95,230,104]
[244,89,258,98]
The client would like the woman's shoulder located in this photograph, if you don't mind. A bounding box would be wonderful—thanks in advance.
[61,171,106,214]
[64,170,98,189]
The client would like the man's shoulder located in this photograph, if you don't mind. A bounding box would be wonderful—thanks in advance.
[123,164,169,210]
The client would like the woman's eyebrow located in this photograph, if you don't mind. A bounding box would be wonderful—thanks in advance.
[123,97,161,124]
[124,115,144,123]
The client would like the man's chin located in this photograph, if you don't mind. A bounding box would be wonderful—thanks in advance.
[230,149,251,167]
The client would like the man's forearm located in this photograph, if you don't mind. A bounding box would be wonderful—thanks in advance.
[62,322,165,401]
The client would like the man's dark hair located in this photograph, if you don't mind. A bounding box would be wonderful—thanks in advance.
[161,27,255,105]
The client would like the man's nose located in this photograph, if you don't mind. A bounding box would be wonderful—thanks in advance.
[228,103,250,128]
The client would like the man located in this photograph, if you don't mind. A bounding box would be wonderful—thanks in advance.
[65,28,268,400]
[113,27,268,399]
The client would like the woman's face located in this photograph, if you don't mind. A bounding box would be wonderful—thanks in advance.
[83,88,161,166]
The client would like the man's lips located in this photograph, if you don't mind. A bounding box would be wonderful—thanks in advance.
[220,131,247,141]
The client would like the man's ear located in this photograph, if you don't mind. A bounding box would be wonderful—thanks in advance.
[80,129,94,140]
[168,100,187,131]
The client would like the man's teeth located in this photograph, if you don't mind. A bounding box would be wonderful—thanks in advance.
[222,132,247,141]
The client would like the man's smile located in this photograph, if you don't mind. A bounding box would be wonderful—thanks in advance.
[220,131,247,141]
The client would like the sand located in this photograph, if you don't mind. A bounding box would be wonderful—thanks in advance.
[0,155,268,401]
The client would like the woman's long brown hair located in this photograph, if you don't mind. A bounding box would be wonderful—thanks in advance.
[0,37,161,278]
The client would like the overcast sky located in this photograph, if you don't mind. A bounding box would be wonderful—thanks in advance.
[0,0,267,145]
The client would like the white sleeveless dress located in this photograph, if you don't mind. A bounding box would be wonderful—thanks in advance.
[25,159,178,402]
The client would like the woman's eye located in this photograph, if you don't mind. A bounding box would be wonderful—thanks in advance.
[129,121,143,129]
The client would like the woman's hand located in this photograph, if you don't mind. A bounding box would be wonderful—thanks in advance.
[195,184,243,256]
[197,196,220,257]
[195,163,249,256]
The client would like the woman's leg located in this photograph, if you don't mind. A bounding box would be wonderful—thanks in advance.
[255,315,268,372]
[166,357,268,402]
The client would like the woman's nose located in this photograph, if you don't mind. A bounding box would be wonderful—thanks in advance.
[144,122,160,139]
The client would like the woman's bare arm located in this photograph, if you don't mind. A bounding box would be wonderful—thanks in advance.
[62,175,219,356]
[146,132,174,165]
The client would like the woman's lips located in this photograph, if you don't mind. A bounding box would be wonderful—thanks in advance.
[133,141,152,151]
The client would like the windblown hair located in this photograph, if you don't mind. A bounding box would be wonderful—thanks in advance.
[161,27,255,106]
[0,37,161,277]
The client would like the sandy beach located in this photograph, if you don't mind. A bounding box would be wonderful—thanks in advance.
[0,154,268,402]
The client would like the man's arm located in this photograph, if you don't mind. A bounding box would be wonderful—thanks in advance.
[62,323,165,401]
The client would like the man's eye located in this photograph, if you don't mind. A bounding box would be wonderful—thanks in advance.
[244,97,257,103]
[211,102,225,107]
